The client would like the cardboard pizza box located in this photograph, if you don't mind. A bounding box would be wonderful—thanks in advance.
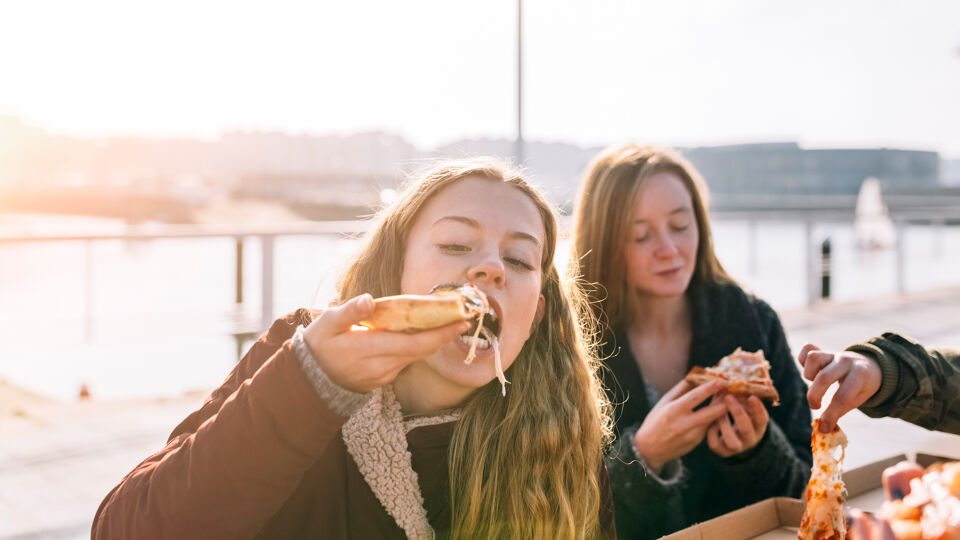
[662,453,957,540]
[660,497,804,540]
[843,453,907,513]
[662,454,907,540]
[915,452,960,469]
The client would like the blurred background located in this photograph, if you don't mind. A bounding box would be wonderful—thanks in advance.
[1,0,959,537]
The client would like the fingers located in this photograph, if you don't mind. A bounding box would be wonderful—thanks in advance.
[707,423,723,455]
[717,414,743,453]
[661,379,695,401]
[797,343,820,368]
[802,349,835,382]
[725,396,756,444]
[817,373,864,433]
[320,294,375,334]
[675,380,727,409]
[688,400,729,427]
[806,356,848,410]
[745,395,769,433]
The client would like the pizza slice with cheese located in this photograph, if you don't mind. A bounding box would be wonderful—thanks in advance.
[875,460,960,539]
[798,419,848,540]
[685,347,780,404]
[357,283,509,395]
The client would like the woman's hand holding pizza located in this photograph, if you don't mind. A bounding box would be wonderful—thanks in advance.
[633,379,729,474]
[707,394,769,457]
[302,294,470,393]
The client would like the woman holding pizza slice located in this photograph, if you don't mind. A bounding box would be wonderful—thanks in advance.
[92,159,615,539]
[570,144,813,539]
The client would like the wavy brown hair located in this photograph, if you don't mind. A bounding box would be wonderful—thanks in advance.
[571,144,731,336]
[336,158,612,539]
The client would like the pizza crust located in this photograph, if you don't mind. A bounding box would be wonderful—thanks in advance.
[359,285,486,332]
[360,295,473,332]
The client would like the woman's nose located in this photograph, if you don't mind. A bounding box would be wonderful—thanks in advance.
[654,231,679,257]
[467,254,505,287]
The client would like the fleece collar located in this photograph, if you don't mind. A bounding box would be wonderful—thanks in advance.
[341,385,458,540]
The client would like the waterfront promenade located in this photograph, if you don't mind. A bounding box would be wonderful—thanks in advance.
[2,287,959,539]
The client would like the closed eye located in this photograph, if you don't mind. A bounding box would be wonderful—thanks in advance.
[505,257,535,271]
[437,243,470,254]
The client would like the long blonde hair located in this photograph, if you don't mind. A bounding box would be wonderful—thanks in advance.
[571,144,731,336]
[336,158,612,539]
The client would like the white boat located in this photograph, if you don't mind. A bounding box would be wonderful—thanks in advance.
[854,178,896,250]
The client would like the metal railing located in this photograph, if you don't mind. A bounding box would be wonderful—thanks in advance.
[710,207,960,306]
[0,221,371,345]
[1,208,958,350]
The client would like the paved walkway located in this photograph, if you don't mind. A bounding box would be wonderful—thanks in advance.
[1,287,959,539]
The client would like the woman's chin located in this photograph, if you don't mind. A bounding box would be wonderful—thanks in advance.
[640,272,694,297]
[425,343,506,390]
[638,285,688,299]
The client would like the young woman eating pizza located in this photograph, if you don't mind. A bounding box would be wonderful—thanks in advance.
[570,144,812,539]
[92,159,614,539]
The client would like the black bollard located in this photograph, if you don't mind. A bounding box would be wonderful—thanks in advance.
[820,237,832,300]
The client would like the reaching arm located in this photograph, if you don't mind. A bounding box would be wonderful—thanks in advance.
[849,333,960,433]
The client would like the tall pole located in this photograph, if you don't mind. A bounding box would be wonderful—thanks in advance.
[515,0,524,164]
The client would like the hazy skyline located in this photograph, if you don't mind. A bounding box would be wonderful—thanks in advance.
[2,1,959,156]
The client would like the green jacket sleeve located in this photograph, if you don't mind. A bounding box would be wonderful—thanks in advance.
[848,333,960,434]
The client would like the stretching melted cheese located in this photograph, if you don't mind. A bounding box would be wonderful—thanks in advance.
[799,419,847,540]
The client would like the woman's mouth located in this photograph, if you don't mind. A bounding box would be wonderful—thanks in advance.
[459,297,501,348]
[656,267,683,277]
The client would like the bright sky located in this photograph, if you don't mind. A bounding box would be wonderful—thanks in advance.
[1,0,959,156]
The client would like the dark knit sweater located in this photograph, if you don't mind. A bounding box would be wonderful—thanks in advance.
[601,281,812,540]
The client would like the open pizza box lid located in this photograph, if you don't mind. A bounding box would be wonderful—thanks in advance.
[660,497,804,540]
[843,453,907,512]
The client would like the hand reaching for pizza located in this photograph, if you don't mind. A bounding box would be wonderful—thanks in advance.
[798,343,882,434]
[706,394,769,457]
[303,294,471,393]
[633,379,729,474]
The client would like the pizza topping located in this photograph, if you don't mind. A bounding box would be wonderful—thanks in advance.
[878,461,960,539]
[799,419,847,540]
[685,347,780,404]
[428,283,493,365]
[709,347,771,381]
[478,328,508,396]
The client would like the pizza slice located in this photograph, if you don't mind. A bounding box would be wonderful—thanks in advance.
[876,460,960,539]
[685,347,780,404]
[358,283,509,395]
[359,283,489,333]
[798,419,848,540]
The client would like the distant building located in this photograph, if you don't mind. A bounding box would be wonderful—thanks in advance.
[942,159,960,187]
[681,142,940,195]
